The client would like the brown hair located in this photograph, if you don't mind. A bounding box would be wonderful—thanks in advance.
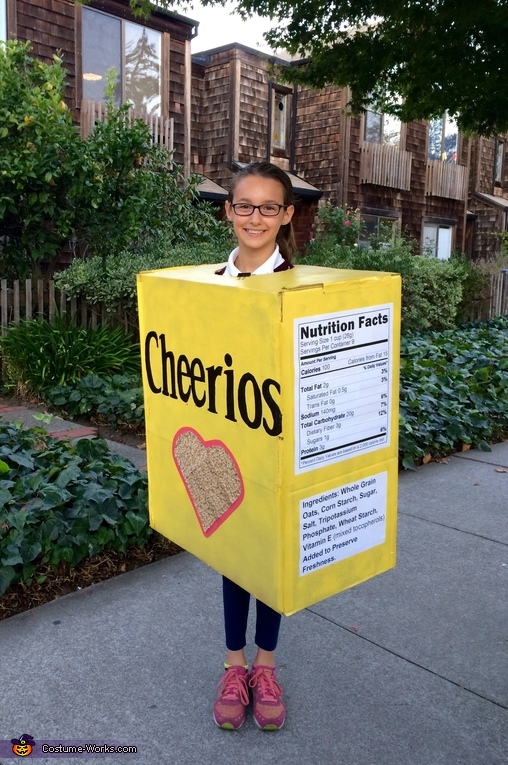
[228,161,297,264]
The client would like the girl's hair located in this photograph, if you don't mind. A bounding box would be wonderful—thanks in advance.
[228,161,297,264]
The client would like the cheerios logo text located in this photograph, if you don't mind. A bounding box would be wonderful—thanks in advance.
[144,332,282,437]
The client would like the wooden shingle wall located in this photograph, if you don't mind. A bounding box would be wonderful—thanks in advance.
[468,199,505,260]
[294,85,342,201]
[191,61,205,174]
[15,0,77,107]
[192,53,231,182]
[168,36,187,166]
[473,137,496,194]
[238,56,268,164]
[466,135,508,259]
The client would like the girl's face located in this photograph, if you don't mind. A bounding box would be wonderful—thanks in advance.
[225,175,294,261]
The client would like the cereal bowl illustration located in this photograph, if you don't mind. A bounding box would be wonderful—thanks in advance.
[11,734,35,756]
[172,427,244,537]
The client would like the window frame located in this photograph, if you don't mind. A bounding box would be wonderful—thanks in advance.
[363,108,402,148]
[81,5,166,117]
[358,208,401,247]
[270,82,293,157]
[422,221,455,260]
[494,139,505,186]
[427,113,459,164]
[0,0,7,41]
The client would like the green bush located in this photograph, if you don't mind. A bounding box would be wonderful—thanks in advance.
[300,238,470,332]
[399,317,508,468]
[46,373,144,428]
[0,41,231,279]
[55,240,230,314]
[313,202,361,246]
[0,422,150,595]
[0,41,83,276]
[0,316,140,394]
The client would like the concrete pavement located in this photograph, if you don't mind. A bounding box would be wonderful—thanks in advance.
[0,404,507,764]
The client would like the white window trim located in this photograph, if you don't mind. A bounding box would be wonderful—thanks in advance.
[423,222,454,260]
[0,0,7,42]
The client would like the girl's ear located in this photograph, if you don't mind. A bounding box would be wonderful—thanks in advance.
[225,200,233,221]
[282,204,295,225]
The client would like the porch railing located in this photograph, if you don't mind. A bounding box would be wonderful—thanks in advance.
[425,160,468,201]
[360,142,412,191]
[80,99,174,151]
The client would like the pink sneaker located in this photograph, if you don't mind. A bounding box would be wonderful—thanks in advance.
[213,666,249,730]
[249,665,286,730]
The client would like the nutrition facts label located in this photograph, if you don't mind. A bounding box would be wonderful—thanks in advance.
[294,305,392,474]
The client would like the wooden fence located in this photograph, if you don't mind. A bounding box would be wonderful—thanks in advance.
[1,272,507,337]
[0,279,135,337]
[469,268,508,321]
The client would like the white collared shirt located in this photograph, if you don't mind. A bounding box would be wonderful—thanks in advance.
[224,245,285,276]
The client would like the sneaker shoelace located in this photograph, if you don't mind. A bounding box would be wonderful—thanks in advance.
[249,668,283,703]
[217,668,249,705]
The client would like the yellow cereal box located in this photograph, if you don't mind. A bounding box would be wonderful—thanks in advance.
[137,265,401,615]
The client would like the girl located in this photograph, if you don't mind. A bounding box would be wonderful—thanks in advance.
[213,161,296,731]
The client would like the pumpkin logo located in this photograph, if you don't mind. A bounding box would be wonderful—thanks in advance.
[11,734,35,757]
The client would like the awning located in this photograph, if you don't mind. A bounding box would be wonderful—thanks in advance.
[232,162,323,199]
[197,176,228,202]
[475,192,508,210]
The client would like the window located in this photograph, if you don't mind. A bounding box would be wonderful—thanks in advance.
[271,86,292,153]
[82,7,162,115]
[494,140,504,185]
[364,109,401,147]
[428,114,458,163]
[0,0,6,42]
[359,212,400,247]
[423,223,454,259]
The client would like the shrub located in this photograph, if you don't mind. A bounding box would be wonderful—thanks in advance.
[55,240,230,314]
[313,202,361,246]
[0,422,150,595]
[0,41,231,279]
[0,316,140,395]
[300,237,470,332]
[0,41,84,277]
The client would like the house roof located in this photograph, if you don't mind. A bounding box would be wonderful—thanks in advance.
[232,162,323,200]
[475,192,508,210]
[197,176,228,201]
[192,43,293,67]
[112,1,199,33]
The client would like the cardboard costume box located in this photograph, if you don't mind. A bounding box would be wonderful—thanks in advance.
[137,265,401,615]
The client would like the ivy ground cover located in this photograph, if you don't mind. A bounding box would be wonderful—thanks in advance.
[0,423,151,596]
[400,317,508,469]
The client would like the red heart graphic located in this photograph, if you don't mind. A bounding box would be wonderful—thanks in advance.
[172,427,245,537]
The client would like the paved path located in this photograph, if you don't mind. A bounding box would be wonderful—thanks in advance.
[0,404,507,764]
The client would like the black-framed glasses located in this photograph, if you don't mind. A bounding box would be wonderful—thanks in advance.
[231,203,287,217]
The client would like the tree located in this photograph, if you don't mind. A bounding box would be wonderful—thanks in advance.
[0,41,227,279]
[125,0,508,136]
[0,41,85,277]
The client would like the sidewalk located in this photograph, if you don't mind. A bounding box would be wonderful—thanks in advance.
[0,404,507,765]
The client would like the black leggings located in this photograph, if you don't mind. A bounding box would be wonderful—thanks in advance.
[222,576,282,652]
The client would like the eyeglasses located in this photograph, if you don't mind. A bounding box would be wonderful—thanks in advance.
[230,203,287,217]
